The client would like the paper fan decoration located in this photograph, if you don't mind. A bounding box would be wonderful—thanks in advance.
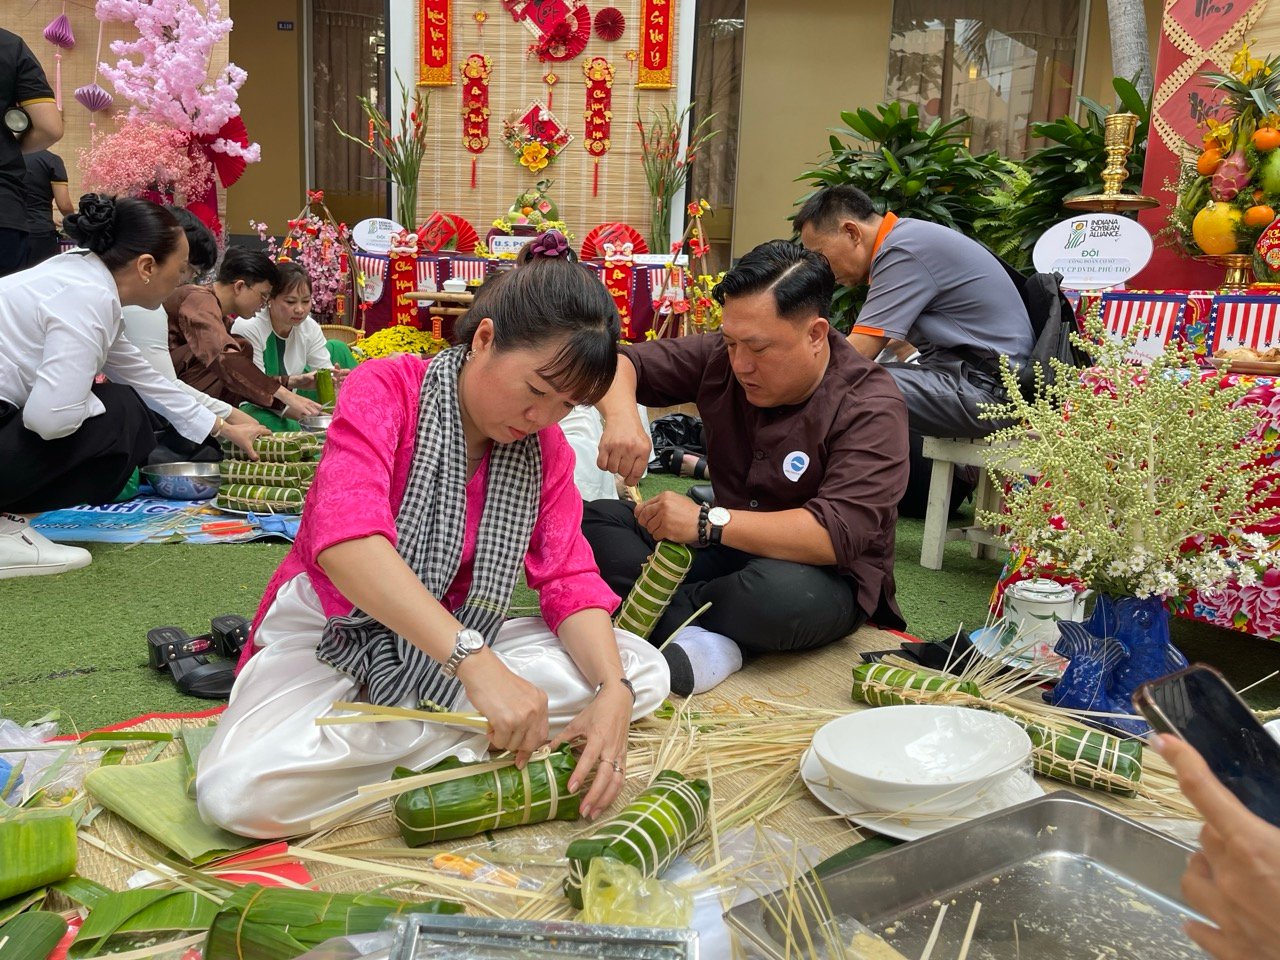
[594,7,625,42]
[44,14,75,49]
[420,213,480,254]
[75,83,113,113]
[580,222,648,260]
[532,5,591,62]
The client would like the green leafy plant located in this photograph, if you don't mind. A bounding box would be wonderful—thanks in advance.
[972,159,1034,271]
[334,73,430,229]
[795,101,999,330]
[1010,77,1150,262]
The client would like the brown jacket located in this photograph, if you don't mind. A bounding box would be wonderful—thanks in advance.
[165,285,284,408]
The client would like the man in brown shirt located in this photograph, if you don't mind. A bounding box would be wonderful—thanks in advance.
[587,239,909,696]
[167,247,321,420]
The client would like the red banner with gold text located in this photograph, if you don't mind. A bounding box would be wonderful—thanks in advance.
[419,0,453,86]
[391,254,420,327]
[583,56,614,197]
[637,0,672,89]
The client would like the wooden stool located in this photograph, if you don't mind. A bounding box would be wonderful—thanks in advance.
[919,436,1010,570]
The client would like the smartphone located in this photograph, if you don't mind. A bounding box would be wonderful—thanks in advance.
[1134,663,1280,827]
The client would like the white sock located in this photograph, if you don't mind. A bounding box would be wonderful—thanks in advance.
[663,625,743,696]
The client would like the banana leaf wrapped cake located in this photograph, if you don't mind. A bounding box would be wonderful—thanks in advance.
[218,460,317,487]
[220,433,320,463]
[214,484,306,515]
[393,744,582,847]
[564,769,710,909]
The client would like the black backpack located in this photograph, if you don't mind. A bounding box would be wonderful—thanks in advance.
[995,260,1090,401]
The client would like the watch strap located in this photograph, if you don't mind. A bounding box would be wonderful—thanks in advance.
[595,678,637,702]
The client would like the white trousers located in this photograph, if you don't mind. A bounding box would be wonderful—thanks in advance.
[196,574,671,838]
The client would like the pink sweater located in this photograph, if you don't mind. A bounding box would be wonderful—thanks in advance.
[238,353,619,668]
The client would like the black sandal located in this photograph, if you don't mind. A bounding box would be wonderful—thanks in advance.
[660,446,709,480]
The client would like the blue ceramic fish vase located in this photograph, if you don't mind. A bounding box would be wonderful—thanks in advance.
[1046,593,1188,738]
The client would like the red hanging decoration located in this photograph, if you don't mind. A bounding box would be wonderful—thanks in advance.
[583,57,614,198]
[637,0,673,89]
[461,53,492,191]
[528,4,591,62]
[594,7,625,41]
[419,0,454,86]
[544,70,558,109]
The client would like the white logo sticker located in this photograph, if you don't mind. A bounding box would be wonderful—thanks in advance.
[782,450,810,482]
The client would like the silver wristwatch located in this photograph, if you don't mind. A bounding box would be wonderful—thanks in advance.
[707,506,731,545]
[441,628,486,677]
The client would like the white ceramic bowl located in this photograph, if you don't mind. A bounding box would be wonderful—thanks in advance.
[810,705,1033,815]
[1266,718,1280,745]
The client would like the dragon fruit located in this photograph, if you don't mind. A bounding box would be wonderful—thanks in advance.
[1213,151,1251,200]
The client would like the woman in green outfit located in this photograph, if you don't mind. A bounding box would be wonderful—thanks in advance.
[231,262,358,430]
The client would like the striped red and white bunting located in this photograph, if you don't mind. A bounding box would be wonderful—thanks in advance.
[1098,293,1186,362]
[1209,295,1280,354]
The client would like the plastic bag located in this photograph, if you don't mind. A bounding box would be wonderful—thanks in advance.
[648,413,704,471]
[0,718,101,805]
[581,858,693,927]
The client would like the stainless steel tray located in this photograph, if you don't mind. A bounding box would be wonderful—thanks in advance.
[726,792,1207,960]
[391,914,698,959]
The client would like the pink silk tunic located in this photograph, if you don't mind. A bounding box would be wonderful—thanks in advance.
[237,353,620,669]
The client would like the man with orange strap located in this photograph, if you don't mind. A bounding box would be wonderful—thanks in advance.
[796,185,1032,512]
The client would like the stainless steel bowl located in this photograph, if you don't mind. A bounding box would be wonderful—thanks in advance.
[142,461,222,501]
[299,414,333,434]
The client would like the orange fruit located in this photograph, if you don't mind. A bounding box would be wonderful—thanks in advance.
[1255,127,1280,152]
[1246,204,1276,227]
[1198,148,1224,176]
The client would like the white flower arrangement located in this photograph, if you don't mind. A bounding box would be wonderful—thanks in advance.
[981,325,1280,600]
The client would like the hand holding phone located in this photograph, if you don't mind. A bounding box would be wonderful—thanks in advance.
[1134,663,1280,828]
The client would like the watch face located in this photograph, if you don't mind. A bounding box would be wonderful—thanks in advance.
[458,629,486,652]
[708,507,730,526]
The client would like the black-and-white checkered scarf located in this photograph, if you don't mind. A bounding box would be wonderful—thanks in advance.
[316,345,542,708]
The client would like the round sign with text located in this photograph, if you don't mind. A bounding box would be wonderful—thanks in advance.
[1032,214,1153,290]
[352,218,406,255]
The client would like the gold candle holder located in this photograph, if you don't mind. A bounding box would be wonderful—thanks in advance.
[1063,112,1159,213]
[1194,253,1256,291]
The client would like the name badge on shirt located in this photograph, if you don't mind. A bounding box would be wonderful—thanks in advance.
[782,450,810,482]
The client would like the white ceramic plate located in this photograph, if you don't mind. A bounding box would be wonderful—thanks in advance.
[800,747,1043,843]
[969,625,1068,679]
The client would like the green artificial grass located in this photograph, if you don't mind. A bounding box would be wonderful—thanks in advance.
[4,480,1280,730]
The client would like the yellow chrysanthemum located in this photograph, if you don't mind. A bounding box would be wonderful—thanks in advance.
[520,142,550,173]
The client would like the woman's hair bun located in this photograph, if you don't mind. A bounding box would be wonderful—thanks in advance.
[64,193,118,254]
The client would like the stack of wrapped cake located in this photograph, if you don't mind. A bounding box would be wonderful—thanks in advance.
[214,432,321,515]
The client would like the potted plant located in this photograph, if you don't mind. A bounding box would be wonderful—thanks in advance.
[335,75,430,230]
[981,329,1280,735]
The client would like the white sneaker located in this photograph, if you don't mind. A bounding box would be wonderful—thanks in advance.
[0,516,92,579]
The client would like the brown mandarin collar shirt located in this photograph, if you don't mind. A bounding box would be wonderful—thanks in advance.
[621,330,909,628]
[165,285,284,409]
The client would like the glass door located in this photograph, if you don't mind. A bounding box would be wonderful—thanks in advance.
[308,0,389,225]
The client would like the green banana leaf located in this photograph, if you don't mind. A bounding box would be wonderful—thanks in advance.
[180,725,219,800]
[84,757,253,863]
[0,889,47,928]
[393,744,580,846]
[204,885,462,960]
[564,770,710,909]
[71,889,219,958]
[0,910,67,960]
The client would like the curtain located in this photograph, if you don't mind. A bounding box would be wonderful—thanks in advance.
[887,0,1079,159]
[312,0,388,224]
[688,0,744,272]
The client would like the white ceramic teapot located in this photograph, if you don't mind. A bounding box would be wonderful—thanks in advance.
[1003,579,1090,661]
